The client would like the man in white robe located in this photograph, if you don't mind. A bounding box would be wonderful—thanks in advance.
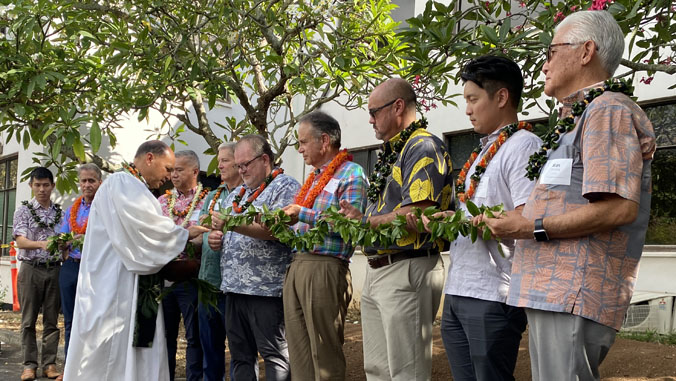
[63,141,209,381]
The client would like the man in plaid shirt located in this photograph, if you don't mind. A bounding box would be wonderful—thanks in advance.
[282,111,367,379]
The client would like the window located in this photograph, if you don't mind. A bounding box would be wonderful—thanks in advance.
[445,130,481,180]
[349,145,382,178]
[0,156,18,256]
[644,101,676,245]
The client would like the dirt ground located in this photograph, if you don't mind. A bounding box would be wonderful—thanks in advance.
[3,310,676,380]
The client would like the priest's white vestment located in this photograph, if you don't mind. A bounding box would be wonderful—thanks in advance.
[63,172,189,381]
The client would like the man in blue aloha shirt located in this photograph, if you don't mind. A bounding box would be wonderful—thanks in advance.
[208,134,300,381]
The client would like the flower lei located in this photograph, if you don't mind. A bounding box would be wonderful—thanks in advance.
[22,200,62,229]
[367,118,428,203]
[69,195,90,234]
[295,150,351,208]
[165,183,210,227]
[456,121,533,203]
[525,78,633,180]
[208,185,226,214]
[122,163,148,187]
[232,168,284,213]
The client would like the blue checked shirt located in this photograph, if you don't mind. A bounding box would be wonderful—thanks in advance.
[59,197,93,259]
[296,160,367,261]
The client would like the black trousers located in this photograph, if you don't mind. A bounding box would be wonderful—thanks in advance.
[440,294,527,381]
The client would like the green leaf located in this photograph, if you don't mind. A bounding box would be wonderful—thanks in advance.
[466,200,481,217]
[90,120,102,153]
[482,227,492,241]
[73,139,85,161]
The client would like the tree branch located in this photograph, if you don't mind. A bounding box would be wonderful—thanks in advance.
[621,59,676,75]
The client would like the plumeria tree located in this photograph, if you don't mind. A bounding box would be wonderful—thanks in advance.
[0,0,404,193]
[399,0,675,129]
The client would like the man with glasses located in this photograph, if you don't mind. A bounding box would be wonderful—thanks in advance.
[483,11,655,380]
[208,134,299,381]
[339,78,453,380]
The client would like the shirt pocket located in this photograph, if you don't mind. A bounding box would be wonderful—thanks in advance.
[543,144,583,191]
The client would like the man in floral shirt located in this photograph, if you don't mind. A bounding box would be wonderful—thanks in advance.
[157,150,208,381]
[208,135,300,381]
[14,167,64,381]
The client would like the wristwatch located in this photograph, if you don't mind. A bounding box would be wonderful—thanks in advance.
[533,218,549,242]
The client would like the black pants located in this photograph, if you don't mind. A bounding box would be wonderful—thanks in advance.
[440,294,527,381]
[226,293,290,381]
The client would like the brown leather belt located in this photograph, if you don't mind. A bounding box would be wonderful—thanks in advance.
[367,249,438,269]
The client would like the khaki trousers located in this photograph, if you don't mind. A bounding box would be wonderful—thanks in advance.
[283,252,352,381]
[17,262,61,370]
[361,254,444,381]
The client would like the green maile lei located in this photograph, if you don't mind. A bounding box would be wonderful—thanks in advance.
[216,200,507,257]
[525,78,634,180]
[22,200,62,229]
[367,118,428,203]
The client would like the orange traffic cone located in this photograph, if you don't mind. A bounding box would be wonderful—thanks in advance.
[10,241,19,311]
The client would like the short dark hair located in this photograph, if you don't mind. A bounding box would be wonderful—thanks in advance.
[299,111,342,149]
[134,140,170,159]
[237,134,275,164]
[460,56,523,109]
[29,167,54,184]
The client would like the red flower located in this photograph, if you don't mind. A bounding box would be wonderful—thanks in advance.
[640,76,654,85]
[570,5,578,11]
[519,1,526,7]
[506,11,512,16]
[554,11,565,22]
[590,0,612,10]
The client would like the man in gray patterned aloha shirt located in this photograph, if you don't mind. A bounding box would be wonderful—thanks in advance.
[14,167,64,381]
[208,134,300,381]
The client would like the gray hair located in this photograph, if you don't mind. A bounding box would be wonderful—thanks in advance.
[78,163,102,180]
[299,111,342,149]
[555,10,624,76]
[175,150,200,170]
[218,141,236,154]
[236,135,274,163]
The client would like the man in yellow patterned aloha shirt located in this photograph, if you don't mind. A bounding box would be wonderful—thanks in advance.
[339,78,454,380]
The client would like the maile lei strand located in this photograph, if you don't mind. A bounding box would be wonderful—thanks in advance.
[367,118,428,203]
[165,184,210,227]
[456,121,533,203]
[69,195,89,234]
[295,150,351,208]
[22,200,62,229]
[232,168,284,213]
[525,78,633,180]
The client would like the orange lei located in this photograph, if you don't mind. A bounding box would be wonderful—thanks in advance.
[208,185,226,214]
[69,195,89,234]
[456,121,532,203]
[294,150,351,208]
[232,168,284,213]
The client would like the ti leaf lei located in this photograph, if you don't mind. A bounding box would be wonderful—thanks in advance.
[22,200,62,229]
[525,78,634,180]
[215,201,506,256]
[367,118,428,203]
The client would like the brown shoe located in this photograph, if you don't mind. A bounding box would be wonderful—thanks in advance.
[43,364,62,379]
[20,368,36,381]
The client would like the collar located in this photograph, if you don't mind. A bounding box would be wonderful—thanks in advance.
[242,169,279,191]
[80,196,93,207]
[313,155,337,175]
[479,123,518,148]
[560,80,606,116]
[175,186,197,198]
[29,198,52,210]
[386,129,405,150]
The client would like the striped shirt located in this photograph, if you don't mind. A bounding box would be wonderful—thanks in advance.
[296,160,368,261]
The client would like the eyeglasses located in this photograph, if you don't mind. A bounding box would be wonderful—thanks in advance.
[546,41,599,62]
[368,98,399,118]
[235,154,263,172]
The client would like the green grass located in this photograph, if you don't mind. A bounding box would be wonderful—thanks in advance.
[619,330,676,345]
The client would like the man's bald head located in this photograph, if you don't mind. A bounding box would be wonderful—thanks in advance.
[373,78,417,112]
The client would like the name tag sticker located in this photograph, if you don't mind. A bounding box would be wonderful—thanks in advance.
[323,178,340,194]
[475,175,489,198]
[190,209,200,222]
[540,158,573,185]
[213,200,221,212]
